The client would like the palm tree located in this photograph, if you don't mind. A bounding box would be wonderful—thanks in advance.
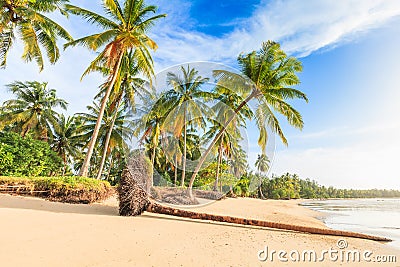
[0,81,67,140]
[164,66,211,187]
[255,154,270,174]
[0,0,72,70]
[77,101,133,178]
[64,0,166,177]
[204,84,252,191]
[255,153,270,199]
[51,114,82,175]
[94,51,148,180]
[136,96,171,190]
[188,41,308,199]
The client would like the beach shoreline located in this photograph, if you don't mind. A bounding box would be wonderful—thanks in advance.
[0,193,398,266]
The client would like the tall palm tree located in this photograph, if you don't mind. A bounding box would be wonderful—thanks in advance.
[64,0,166,177]
[188,41,308,199]
[0,81,67,140]
[77,101,133,178]
[51,114,82,175]
[0,0,72,70]
[94,51,148,180]
[164,65,211,187]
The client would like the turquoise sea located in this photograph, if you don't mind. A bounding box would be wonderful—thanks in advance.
[302,198,400,249]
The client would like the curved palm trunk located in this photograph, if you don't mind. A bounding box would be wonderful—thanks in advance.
[95,94,123,180]
[181,108,187,187]
[79,54,124,177]
[188,90,258,199]
[213,142,223,191]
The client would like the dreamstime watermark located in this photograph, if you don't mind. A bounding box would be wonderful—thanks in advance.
[257,239,397,263]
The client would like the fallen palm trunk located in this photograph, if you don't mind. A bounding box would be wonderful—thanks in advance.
[118,157,391,242]
[146,202,391,241]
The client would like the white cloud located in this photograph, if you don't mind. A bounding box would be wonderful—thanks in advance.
[151,0,400,66]
[0,40,103,115]
[269,123,400,189]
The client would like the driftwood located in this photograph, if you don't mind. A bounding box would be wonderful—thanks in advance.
[118,155,391,242]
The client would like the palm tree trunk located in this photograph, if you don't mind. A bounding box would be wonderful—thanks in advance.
[213,142,223,191]
[174,154,178,186]
[188,90,258,199]
[181,107,187,187]
[146,202,391,242]
[106,156,114,180]
[150,144,156,192]
[258,173,266,199]
[95,94,123,180]
[79,53,124,177]
[62,153,67,176]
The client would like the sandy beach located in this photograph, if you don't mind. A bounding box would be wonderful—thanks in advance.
[0,194,399,266]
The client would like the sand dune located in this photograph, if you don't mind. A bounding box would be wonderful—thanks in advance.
[0,194,398,266]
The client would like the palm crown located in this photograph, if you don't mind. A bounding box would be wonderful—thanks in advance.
[0,0,72,70]
[0,80,67,139]
[64,0,166,80]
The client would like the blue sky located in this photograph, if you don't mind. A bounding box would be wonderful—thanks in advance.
[1,0,400,189]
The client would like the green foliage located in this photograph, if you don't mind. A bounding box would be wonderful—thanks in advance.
[258,173,400,199]
[0,176,114,203]
[0,131,63,176]
[233,175,252,197]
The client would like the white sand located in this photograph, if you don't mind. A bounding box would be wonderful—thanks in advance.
[0,194,399,266]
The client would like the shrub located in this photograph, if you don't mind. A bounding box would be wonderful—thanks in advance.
[0,132,63,176]
[0,176,114,203]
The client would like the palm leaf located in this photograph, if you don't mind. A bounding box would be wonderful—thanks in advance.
[65,4,118,29]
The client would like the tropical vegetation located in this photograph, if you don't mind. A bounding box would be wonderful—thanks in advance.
[0,131,63,176]
[0,175,113,203]
[1,0,397,204]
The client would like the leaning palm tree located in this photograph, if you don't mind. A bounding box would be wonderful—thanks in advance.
[163,66,211,187]
[94,51,149,180]
[188,41,308,199]
[0,0,72,70]
[77,101,133,178]
[204,84,252,191]
[64,0,166,177]
[0,81,67,140]
[135,96,171,190]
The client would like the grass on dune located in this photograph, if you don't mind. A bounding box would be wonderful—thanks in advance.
[0,176,114,204]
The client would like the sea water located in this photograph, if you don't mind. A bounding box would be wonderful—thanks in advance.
[302,198,400,249]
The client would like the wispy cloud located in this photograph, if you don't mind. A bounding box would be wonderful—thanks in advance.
[151,0,400,67]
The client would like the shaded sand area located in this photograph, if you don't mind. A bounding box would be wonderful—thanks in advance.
[0,194,399,266]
